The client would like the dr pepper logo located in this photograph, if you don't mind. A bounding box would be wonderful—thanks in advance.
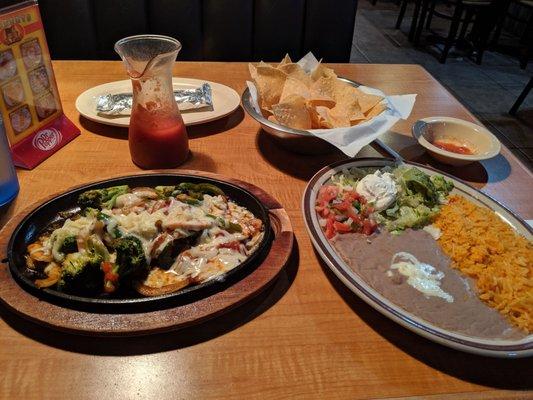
[32,128,62,151]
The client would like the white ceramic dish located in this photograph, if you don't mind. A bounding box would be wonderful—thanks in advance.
[412,117,501,166]
[302,158,532,358]
[76,78,241,127]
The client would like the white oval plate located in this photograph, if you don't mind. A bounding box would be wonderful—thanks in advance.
[302,158,533,358]
[75,78,241,127]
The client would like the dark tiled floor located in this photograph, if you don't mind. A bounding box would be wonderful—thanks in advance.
[350,0,533,170]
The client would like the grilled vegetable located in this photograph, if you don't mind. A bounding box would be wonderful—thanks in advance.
[56,251,104,295]
[77,185,130,209]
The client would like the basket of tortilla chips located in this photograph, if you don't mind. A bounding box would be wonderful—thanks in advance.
[242,53,416,155]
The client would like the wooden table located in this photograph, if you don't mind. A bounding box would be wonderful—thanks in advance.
[0,62,531,399]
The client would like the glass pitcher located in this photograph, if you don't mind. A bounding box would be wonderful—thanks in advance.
[115,35,189,169]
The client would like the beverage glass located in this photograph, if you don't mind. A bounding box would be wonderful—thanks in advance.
[115,35,189,169]
[0,115,19,207]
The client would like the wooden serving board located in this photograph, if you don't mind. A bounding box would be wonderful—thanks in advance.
[0,170,294,336]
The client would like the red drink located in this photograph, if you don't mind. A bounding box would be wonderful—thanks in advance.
[115,35,189,169]
[129,102,189,168]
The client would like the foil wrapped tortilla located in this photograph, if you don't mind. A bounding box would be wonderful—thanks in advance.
[96,83,213,116]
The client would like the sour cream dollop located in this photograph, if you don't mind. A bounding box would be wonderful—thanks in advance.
[355,170,397,211]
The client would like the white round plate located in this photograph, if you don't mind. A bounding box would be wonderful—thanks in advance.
[303,157,533,358]
[75,78,240,127]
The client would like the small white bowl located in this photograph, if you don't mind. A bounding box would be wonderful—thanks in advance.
[412,117,501,166]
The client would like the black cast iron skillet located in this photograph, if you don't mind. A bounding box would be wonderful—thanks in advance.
[7,173,272,312]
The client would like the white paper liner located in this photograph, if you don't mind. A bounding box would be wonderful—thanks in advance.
[247,52,416,157]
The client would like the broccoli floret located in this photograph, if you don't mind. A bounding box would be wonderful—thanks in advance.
[58,235,78,255]
[102,236,148,295]
[56,251,104,295]
[114,236,149,282]
[87,235,110,261]
[77,185,130,209]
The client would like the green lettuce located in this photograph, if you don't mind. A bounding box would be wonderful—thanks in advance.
[379,167,453,232]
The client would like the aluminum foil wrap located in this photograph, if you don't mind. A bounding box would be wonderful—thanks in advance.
[96,83,213,116]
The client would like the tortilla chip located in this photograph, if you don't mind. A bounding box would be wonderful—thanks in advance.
[280,76,311,102]
[306,96,336,109]
[278,63,311,85]
[310,76,338,100]
[365,102,387,118]
[267,115,279,124]
[314,106,331,128]
[253,65,287,110]
[307,105,321,129]
[354,89,383,114]
[325,107,350,128]
[248,63,257,78]
[277,54,292,68]
[311,63,337,81]
[271,94,312,130]
[332,82,360,106]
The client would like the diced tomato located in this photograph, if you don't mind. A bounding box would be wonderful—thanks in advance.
[332,200,350,211]
[342,191,360,203]
[333,221,352,233]
[346,206,360,221]
[325,216,336,239]
[315,205,331,218]
[219,241,241,251]
[362,219,377,236]
[317,185,339,203]
[105,271,119,282]
[101,261,113,274]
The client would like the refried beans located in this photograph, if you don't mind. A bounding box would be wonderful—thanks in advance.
[332,229,527,340]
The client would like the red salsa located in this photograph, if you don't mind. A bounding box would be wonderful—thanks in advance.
[433,140,474,155]
[315,185,377,238]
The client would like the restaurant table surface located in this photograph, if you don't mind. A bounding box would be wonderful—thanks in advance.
[0,61,532,400]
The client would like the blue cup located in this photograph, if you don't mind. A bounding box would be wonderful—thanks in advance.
[0,116,19,207]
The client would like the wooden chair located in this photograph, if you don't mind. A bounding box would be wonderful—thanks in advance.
[398,0,496,63]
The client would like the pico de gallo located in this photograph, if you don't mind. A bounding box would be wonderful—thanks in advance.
[315,184,377,238]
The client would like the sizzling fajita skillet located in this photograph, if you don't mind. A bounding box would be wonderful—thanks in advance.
[0,171,293,335]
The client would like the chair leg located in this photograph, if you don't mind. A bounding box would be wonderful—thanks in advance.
[509,77,533,115]
[426,1,435,29]
[457,8,473,43]
[440,4,463,63]
[414,0,430,45]
[519,49,529,69]
[396,0,408,29]
[518,15,533,69]
[409,0,422,41]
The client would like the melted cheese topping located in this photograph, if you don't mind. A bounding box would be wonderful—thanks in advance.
[48,217,96,261]
[41,190,263,289]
